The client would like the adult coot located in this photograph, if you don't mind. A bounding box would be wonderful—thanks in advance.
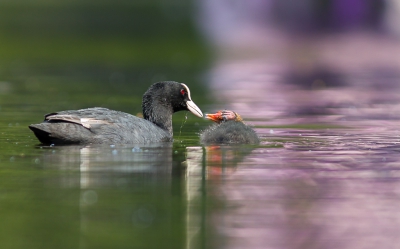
[29,81,203,145]
[200,110,259,145]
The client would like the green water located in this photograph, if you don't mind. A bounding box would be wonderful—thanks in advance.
[0,75,215,249]
[0,2,214,248]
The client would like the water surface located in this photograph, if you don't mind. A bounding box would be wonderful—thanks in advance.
[1,2,400,248]
[1,70,400,249]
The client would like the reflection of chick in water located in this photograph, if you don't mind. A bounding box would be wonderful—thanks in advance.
[200,110,260,145]
[202,144,257,180]
[205,146,238,178]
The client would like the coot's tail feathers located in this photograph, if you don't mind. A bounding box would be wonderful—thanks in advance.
[29,124,54,144]
[29,123,92,145]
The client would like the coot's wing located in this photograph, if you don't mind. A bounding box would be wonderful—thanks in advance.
[44,107,117,129]
[45,114,112,129]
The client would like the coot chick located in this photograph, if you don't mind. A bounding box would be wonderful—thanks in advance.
[200,110,260,145]
[29,81,203,145]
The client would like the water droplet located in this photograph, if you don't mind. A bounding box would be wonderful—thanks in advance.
[132,205,156,228]
[178,112,189,139]
[116,178,128,187]
[9,156,15,162]
[132,146,142,152]
[81,190,98,205]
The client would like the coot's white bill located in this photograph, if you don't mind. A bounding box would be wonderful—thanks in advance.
[186,100,203,117]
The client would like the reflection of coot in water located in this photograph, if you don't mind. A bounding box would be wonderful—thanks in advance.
[29,81,203,145]
[200,110,260,145]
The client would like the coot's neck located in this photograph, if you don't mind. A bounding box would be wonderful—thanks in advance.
[142,95,174,136]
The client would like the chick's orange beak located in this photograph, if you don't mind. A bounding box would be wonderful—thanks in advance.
[205,111,224,123]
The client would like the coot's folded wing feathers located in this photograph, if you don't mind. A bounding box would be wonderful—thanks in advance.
[45,108,117,120]
[46,115,113,129]
[44,108,118,129]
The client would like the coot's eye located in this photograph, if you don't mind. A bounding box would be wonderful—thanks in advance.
[180,89,186,95]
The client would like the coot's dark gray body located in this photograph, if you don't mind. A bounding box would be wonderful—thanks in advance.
[29,108,171,144]
[29,81,203,145]
[200,120,260,145]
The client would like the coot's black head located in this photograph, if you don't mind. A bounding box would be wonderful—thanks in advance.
[142,81,203,133]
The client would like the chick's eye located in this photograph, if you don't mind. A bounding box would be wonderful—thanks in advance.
[180,89,186,95]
